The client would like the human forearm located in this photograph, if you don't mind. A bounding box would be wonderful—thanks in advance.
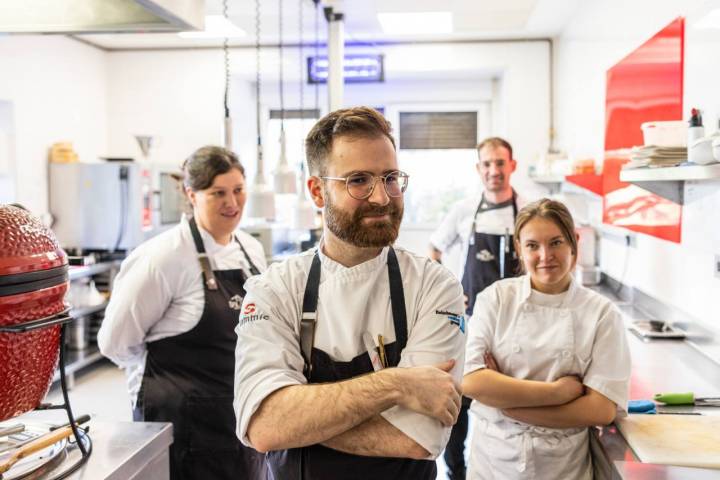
[462,368,572,408]
[321,415,430,459]
[502,388,617,428]
[247,369,401,452]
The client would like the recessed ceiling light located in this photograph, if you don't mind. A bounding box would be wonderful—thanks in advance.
[178,15,246,39]
[377,12,453,35]
[694,9,720,29]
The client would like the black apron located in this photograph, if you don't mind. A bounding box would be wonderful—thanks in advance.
[266,248,436,480]
[136,217,267,480]
[461,192,520,316]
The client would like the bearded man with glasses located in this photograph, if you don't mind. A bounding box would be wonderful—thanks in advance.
[234,106,466,480]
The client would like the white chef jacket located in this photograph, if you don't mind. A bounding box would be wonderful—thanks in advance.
[464,275,631,480]
[429,191,527,279]
[98,215,267,407]
[233,245,466,459]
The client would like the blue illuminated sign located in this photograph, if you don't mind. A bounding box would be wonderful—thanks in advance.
[307,54,385,84]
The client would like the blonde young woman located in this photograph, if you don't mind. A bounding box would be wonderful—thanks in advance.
[462,198,630,479]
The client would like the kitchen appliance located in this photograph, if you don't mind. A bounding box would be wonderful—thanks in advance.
[0,204,69,420]
[49,162,147,253]
[0,204,91,477]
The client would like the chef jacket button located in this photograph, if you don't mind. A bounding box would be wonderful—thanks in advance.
[562,350,571,358]
[512,345,521,353]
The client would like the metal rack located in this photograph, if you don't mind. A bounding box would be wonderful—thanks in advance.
[0,308,93,478]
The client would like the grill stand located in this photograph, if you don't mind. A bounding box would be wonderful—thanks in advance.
[0,308,93,478]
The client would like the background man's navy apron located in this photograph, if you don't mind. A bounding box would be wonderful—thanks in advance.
[135,217,267,480]
[266,247,437,480]
[461,191,519,316]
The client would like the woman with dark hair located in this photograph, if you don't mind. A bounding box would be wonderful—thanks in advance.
[99,145,267,480]
[462,198,630,480]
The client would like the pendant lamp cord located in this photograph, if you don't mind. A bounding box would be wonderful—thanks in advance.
[222,0,230,119]
[255,0,263,175]
[278,0,285,135]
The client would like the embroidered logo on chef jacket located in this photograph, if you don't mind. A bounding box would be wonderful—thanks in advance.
[436,310,466,333]
[476,249,495,262]
[239,302,269,326]
[228,294,244,311]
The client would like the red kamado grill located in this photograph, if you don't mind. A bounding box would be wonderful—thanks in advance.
[0,204,70,421]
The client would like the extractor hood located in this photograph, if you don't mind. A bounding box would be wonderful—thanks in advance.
[0,0,205,34]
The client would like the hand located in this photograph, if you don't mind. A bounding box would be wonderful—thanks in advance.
[393,360,462,427]
[483,352,500,373]
[552,375,585,404]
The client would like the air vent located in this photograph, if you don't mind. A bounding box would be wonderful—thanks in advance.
[399,112,478,150]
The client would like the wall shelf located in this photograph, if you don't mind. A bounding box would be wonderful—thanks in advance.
[529,173,565,184]
[619,163,720,204]
[619,163,720,182]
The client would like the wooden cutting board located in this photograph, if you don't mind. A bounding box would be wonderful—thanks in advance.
[616,415,720,469]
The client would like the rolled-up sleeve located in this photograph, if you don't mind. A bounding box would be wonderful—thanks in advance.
[583,308,631,412]
[234,278,307,446]
[464,286,498,375]
[379,267,466,459]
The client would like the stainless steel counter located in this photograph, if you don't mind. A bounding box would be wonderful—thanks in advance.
[6,413,172,480]
[588,284,720,479]
[66,420,172,480]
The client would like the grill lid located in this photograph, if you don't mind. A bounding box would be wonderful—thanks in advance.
[0,205,68,287]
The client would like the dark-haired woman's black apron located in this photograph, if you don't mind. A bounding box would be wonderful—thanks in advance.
[266,248,436,480]
[135,217,267,480]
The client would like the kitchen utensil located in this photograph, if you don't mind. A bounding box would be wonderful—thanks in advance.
[0,426,75,475]
[0,425,23,438]
[654,392,720,406]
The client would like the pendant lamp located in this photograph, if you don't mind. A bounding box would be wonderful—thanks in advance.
[292,0,316,230]
[273,0,297,194]
[246,0,276,220]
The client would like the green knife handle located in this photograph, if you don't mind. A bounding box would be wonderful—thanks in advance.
[654,392,695,405]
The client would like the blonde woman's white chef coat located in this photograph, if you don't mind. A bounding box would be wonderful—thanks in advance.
[464,274,631,480]
[233,245,466,459]
[98,215,266,407]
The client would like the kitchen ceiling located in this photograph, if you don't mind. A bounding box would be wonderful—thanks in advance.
[73,0,581,50]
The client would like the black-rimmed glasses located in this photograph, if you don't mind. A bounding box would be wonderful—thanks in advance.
[321,170,409,200]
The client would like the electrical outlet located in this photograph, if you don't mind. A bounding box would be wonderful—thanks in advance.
[715,255,720,279]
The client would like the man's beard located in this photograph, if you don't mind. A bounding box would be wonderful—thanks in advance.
[324,195,403,248]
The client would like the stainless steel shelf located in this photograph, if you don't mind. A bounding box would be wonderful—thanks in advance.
[529,173,565,184]
[68,261,121,282]
[52,346,105,382]
[69,301,109,318]
[619,163,720,182]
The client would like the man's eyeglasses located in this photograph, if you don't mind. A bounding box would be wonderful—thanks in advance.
[320,171,409,200]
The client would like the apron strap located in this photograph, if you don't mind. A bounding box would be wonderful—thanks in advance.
[386,247,407,366]
[300,252,322,376]
[299,247,408,376]
[189,216,218,291]
[235,237,262,276]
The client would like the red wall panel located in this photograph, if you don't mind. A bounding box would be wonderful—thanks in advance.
[602,17,684,243]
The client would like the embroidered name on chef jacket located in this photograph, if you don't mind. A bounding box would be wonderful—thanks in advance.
[436,310,466,333]
[239,303,269,327]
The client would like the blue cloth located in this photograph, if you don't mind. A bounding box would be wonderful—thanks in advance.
[628,399,656,414]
